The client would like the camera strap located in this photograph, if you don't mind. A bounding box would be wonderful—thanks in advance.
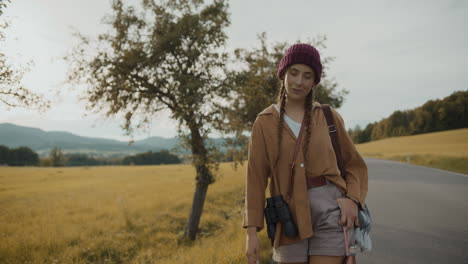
[285,116,307,202]
[270,113,305,202]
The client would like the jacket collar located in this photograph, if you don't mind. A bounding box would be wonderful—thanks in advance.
[258,101,322,116]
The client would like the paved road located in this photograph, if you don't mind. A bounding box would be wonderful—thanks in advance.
[358,158,468,264]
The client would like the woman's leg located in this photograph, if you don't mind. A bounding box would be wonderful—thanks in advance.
[273,238,308,264]
[307,255,344,264]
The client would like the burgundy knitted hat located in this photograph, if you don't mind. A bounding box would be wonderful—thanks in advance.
[277,43,322,84]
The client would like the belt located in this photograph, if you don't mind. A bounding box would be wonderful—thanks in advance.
[306,175,327,189]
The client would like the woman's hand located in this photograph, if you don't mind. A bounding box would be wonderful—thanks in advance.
[245,227,260,264]
[336,197,358,230]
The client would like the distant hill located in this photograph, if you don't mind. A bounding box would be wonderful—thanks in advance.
[132,136,180,151]
[348,90,468,143]
[356,127,468,158]
[0,123,227,157]
[355,127,468,174]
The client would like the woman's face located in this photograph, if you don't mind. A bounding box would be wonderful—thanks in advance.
[284,64,316,101]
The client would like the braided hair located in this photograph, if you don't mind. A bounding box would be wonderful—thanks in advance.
[275,80,315,167]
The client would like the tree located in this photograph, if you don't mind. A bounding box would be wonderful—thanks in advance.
[212,33,349,166]
[8,146,39,166]
[65,0,230,240]
[0,1,9,16]
[359,122,375,143]
[355,90,467,142]
[348,125,362,143]
[122,150,181,165]
[65,153,100,166]
[0,1,49,110]
[49,147,65,167]
[0,145,8,165]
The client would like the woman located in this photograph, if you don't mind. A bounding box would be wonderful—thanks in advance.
[243,43,368,264]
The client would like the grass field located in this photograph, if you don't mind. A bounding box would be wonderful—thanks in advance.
[356,128,468,174]
[1,128,466,263]
[0,164,274,263]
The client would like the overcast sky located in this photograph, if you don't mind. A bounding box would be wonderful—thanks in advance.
[1,0,467,141]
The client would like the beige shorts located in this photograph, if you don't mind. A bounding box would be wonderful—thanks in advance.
[272,179,355,263]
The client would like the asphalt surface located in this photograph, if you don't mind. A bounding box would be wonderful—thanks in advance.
[356,158,468,264]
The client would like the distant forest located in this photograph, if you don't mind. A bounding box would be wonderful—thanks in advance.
[0,147,182,167]
[0,146,39,166]
[348,90,467,143]
[121,150,181,165]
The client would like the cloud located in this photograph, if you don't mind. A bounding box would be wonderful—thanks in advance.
[1,0,466,139]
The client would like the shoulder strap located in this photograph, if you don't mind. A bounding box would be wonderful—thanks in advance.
[321,104,347,181]
[286,117,306,201]
[269,114,306,202]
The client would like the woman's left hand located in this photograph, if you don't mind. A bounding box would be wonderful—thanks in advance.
[336,197,358,230]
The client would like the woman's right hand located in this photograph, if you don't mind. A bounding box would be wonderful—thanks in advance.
[245,227,260,264]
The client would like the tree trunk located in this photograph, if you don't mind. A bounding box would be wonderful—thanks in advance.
[183,118,214,240]
[184,182,209,240]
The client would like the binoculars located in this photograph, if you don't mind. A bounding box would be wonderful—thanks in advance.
[264,194,298,240]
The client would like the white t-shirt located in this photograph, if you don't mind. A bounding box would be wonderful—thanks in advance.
[273,104,301,138]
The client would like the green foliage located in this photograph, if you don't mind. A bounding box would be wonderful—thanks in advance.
[0,144,7,164]
[122,150,181,165]
[64,153,102,166]
[0,145,39,166]
[66,0,229,134]
[348,125,363,143]
[349,90,468,143]
[359,122,375,143]
[212,33,348,166]
[65,0,233,240]
[216,33,348,134]
[65,0,232,183]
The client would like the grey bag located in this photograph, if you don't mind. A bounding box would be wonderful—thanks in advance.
[322,104,373,254]
[354,204,372,252]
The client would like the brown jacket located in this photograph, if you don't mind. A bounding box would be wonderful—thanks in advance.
[242,101,368,249]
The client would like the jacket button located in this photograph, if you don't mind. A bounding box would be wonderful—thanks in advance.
[300,163,304,167]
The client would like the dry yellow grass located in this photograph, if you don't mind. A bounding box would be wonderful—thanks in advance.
[356,128,468,174]
[356,128,468,158]
[2,129,465,263]
[0,163,272,263]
